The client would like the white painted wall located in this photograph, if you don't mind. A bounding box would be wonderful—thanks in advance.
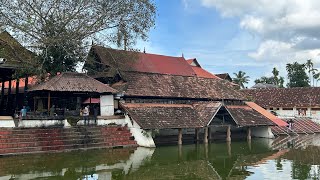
[19,119,64,128]
[251,126,274,138]
[0,116,16,127]
[124,115,155,148]
[100,95,114,116]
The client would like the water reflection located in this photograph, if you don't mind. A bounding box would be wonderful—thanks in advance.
[2,135,320,179]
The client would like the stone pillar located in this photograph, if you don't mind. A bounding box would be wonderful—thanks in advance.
[204,127,208,144]
[227,141,232,157]
[247,127,251,141]
[208,126,212,140]
[226,125,231,142]
[195,128,199,142]
[178,128,183,145]
[6,80,12,115]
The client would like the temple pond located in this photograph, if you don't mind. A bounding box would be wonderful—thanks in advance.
[2,135,320,180]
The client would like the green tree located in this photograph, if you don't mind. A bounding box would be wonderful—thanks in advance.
[0,0,156,76]
[233,71,250,89]
[254,67,285,87]
[306,59,318,86]
[286,62,310,87]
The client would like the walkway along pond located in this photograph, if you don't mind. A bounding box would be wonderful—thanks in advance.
[1,136,320,179]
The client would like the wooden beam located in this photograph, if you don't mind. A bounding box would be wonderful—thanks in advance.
[23,76,28,106]
[0,79,4,113]
[6,80,12,115]
[47,91,51,114]
[226,125,231,142]
[15,79,19,111]
[178,129,183,145]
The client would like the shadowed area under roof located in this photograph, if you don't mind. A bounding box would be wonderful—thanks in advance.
[28,72,117,93]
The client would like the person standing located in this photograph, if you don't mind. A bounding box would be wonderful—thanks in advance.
[20,106,27,121]
[83,105,90,125]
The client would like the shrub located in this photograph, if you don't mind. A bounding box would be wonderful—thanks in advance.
[66,116,80,126]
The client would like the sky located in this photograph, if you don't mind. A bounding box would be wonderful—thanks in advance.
[136,0,320,87]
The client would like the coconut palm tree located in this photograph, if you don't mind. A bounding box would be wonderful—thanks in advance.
[233,71,250,89]
[306,59,317,86]
[314,72,320,86]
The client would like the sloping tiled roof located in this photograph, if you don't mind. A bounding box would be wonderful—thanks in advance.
[251,83,278,89]
[242,88,320,108]
[28,72,117,93]
[113,71,245,100]
[121,102,221,129]
[226,105,275,127]
[89,46,196,76]
[0,31,36,67]
[191,66,220,79]
[193,101,222,126]
[245,102,288,127]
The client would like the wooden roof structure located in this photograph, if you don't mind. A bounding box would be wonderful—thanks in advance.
[121,102,221,129]
[28,72,117,94]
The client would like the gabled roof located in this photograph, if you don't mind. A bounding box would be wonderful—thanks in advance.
[226,105,275,127]
[186,58,201,67]
[215,73,232,82]
[242,87,320,108]
[121,101,221,129]
[0,31,36,67]
[28,72,117,93]
[88,45,196,76]
[112,71,245,100]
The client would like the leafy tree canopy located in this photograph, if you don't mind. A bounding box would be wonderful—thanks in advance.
[286,62,309,87]
[0,0,156,76]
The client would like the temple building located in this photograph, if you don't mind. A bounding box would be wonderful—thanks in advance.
[85,45,277,146]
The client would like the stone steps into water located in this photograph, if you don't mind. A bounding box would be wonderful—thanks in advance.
[0,125,137,155]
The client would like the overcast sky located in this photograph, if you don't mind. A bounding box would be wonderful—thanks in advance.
[136,0,320,87]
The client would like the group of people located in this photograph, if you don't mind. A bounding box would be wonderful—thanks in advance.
[80,105,99,125]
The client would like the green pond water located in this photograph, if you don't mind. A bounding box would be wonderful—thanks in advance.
[2,135,320,180]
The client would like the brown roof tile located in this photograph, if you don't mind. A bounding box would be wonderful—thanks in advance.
[88,46,196,76]
[242,87,320,108]
[121,102,221,129]
[113,71,245,100]
[28,72,117,93]
[226,105,275,127]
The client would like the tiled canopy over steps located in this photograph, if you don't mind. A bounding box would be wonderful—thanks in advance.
[0,126,137,155]
[271,118,320,135]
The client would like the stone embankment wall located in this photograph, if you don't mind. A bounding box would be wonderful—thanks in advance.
[0,125,137,155]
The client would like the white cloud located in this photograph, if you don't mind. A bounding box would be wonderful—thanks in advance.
[201,0,320,66]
